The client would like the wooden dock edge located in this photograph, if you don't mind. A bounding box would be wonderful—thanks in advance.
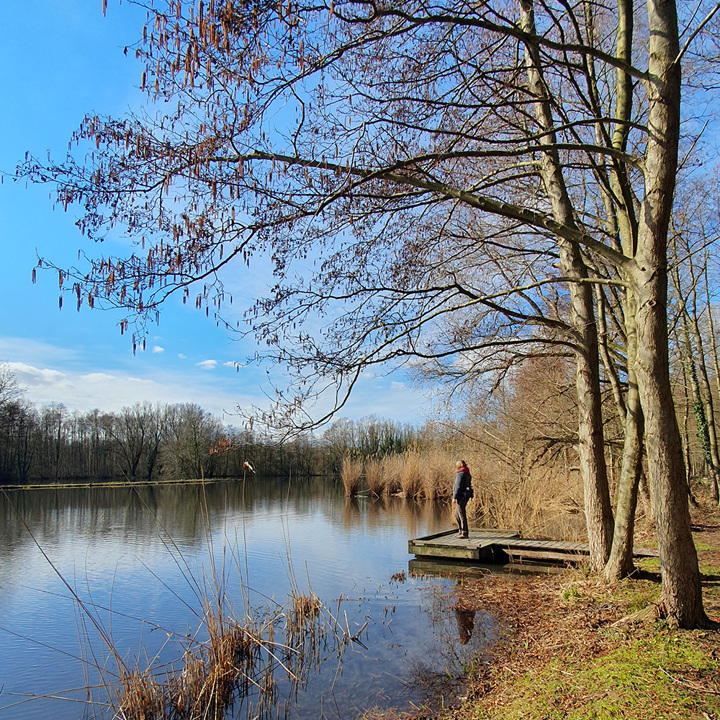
[409,528,658,567]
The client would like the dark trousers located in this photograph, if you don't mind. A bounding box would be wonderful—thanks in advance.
[454,499,469,535]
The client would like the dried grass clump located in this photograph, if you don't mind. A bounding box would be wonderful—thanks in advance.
[419,451,455,500]
[364,458,386,497]
[111,587,345,720]
[340,455,362,496]
[286,590,325,671]
[116,667,166,720]
[398,451,423,498]
[114,612,260,720]
[382,455,403,494]
[289,591,322,636]
[172,620,258,719]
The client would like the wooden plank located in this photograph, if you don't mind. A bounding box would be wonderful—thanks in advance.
[500,538,590,553]
[412,528,520,543]
[409,530,658,565]
[411,538,496,551]
[463,528,520,536]
[409,559,496,576]
[409,538,498,558]
[464,540,497,551]
[408,543,480,560]
[505,548,586,563]
[412,529,461,543]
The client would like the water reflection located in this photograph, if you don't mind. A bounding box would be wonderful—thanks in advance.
[0,479,496,720]
[455,608,476,645]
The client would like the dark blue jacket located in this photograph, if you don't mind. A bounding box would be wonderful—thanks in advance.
[453,467,472,501]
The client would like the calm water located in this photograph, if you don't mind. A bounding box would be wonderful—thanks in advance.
[0,478,498,719]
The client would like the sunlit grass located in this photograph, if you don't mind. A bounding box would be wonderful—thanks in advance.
[470,632,720,720]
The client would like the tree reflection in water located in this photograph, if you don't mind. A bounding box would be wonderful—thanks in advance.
[0,479,497,720]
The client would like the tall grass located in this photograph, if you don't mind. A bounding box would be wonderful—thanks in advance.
[417,450,455,501]
[340,455,362,496]
[382,454,403,495]
[335,445,586,540]
[114,604,261,720]
[364,458,386,497]
[110,587,345,720]
[398,451,423,498]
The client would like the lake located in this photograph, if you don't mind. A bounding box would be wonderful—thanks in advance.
[0,478,499,719]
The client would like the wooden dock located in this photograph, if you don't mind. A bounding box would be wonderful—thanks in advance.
[409,528,658,566]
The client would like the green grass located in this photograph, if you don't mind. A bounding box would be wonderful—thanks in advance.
[692,542,715,552]
[472,632,720,720]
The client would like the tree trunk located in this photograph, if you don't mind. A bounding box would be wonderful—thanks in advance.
[604,297,644,582]
[520,0,614,570]
[679,358,699,504]
[671,256,720,500]
[704,256,720,501]
[631,0,707,627]
[690,298,720,501]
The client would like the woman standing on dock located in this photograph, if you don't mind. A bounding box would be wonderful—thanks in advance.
[452,460,473,539]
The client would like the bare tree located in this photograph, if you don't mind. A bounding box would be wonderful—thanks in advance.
[0,365,23,408]
[161,403,222,479]
[104,402,161,480]
[18,0,719,625]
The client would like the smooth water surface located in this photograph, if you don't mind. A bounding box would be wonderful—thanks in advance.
[0,478,498,719]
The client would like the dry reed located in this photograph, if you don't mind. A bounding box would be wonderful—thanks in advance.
[382,455,403,495]
[102,485,352,720]
[113,604,263,720]
[110,588,347,720]
[339,455,362,496]
[287,590,322,646]
[420,452,455,501]
[398,451,423,498]
[364,458,386,497]
[346,446,585,540]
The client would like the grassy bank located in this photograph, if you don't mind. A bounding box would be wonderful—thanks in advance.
[369,503,720,720]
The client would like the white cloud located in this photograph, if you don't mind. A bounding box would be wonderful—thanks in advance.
[0,339,434,427]
[178,353,187,359]
[12,363,66,388]
[152,345,165,354]
[8,362,157,412]
[4,359,267,422]
[196,359,218,370]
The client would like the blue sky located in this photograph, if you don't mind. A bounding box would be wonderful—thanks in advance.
[0,1,433,426]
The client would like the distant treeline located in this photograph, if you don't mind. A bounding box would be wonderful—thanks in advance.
[0,375,419,484]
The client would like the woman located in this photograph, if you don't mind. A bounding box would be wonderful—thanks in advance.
[452,460,472,539]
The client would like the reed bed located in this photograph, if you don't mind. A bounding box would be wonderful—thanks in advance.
[381,454,403,495]
[335,446,585,540]
[94,485,353,720]
[364,458,386,497]
[420,456,447,501]
[339,455,362,496]
[110,589,346,720]
[112,606,263,720]
[398,451,423,498]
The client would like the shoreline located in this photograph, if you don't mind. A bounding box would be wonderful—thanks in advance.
[386,503,720,720]
[0,477,230,491]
